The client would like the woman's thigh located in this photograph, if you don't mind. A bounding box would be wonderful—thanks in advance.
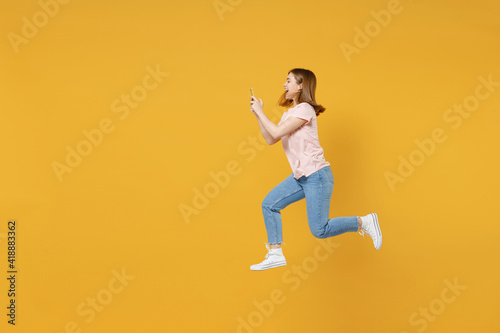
[263,173,305,211]
[301,167,334,230]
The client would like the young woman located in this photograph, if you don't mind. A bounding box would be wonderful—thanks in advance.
[249,68,382,271]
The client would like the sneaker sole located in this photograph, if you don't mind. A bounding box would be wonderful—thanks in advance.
[250,261,287,271]
[371,213,382,250]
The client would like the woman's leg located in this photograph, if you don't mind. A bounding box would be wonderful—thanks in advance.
[301,166,358,238]
[262,173,305,245]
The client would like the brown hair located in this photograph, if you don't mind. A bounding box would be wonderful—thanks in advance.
[277,68,326,116]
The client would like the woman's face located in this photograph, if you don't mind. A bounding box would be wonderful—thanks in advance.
[283,73,302,100]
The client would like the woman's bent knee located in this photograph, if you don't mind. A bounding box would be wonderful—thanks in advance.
[311,229,328,239]
[262,199,272,211]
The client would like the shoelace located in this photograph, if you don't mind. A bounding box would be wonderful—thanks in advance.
[264,243,271,259]
[359,218,371,237]
[263,243,284,259]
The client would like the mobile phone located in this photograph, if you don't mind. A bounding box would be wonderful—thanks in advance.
[250,88,254,96]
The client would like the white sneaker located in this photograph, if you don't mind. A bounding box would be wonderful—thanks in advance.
[359,213,382,250]
[250,245,287,271]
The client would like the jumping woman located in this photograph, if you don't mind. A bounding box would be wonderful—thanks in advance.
[249,68,382,271]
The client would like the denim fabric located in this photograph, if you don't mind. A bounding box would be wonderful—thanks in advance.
[262,166,358,244]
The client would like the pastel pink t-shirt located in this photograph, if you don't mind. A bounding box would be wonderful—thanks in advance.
[278,102,330,179]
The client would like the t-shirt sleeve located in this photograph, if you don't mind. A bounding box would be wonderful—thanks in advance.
[290,103,315,123]
[278,111,288,126]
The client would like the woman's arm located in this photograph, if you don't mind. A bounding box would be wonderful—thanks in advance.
[255,115,279,145]
[251,97,307,141]
[257,113,307,140]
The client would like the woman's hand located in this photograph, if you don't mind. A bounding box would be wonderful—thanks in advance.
[250,96,264,116]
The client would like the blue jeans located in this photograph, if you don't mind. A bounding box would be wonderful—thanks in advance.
[262,166,358,244]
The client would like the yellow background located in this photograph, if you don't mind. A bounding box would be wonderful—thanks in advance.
[1,0,499,332]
